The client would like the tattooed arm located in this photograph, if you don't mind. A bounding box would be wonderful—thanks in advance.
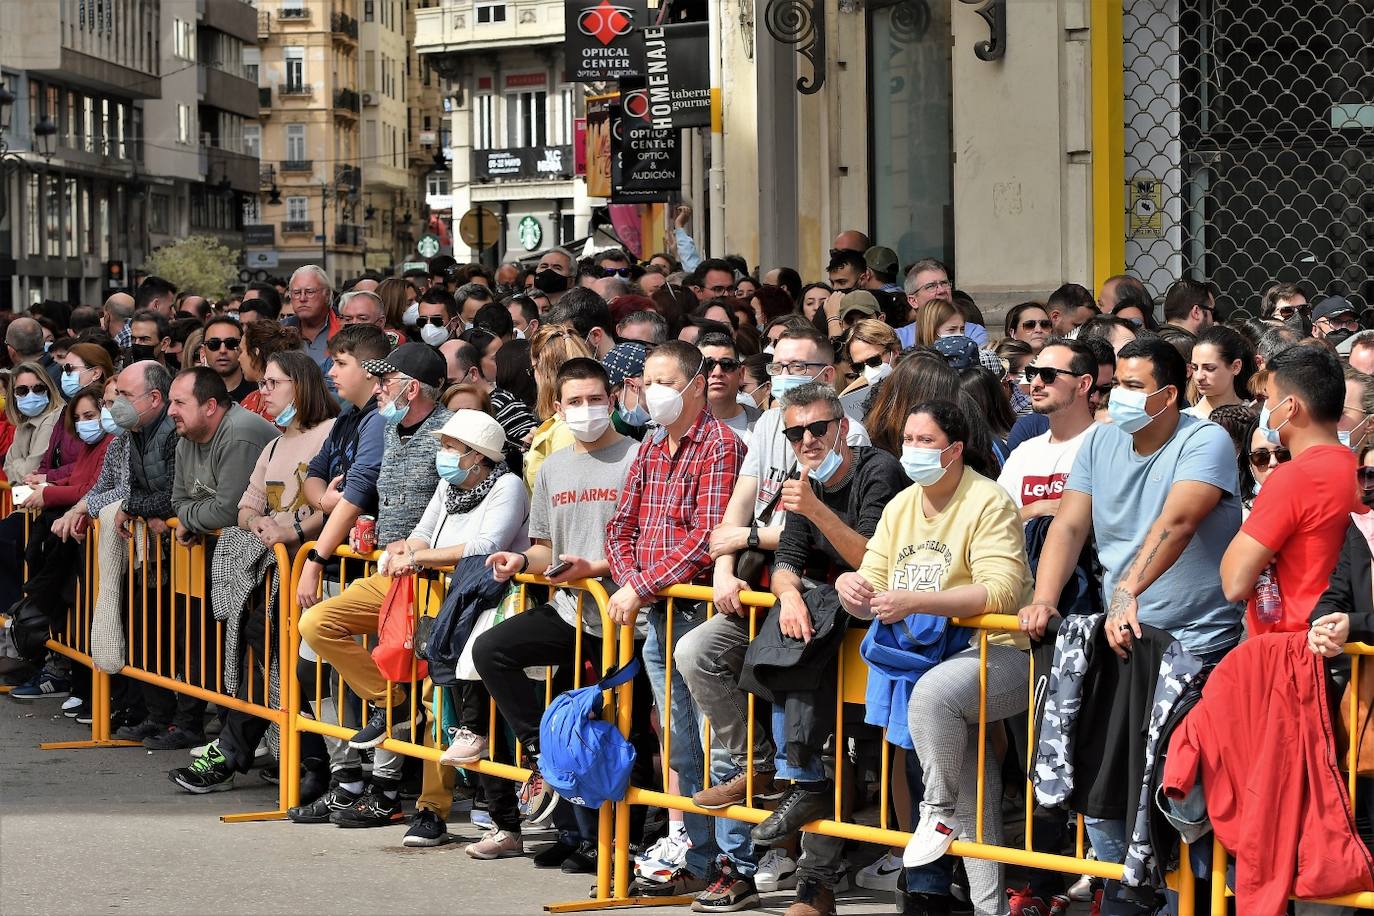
[1106,480,1226,657]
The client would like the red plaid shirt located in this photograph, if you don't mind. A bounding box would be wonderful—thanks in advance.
[606,408,744,600]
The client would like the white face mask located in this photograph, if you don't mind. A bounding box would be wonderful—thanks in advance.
[402,302,420,327]
[514,328,526,340]
[420,323,449,347]
[644,383,686,426]
[863,361,893,386]
[563,403,612,442]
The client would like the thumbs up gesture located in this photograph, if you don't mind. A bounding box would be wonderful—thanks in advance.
[780,466,820,520]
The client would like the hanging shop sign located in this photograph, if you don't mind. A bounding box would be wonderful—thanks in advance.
[566,0,646,81]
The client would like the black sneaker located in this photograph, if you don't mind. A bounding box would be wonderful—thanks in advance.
[402,809,449,847]
[74,704,93,726]
[561,840,597,875]
[113,718,164,742]
[692,858,761,912]
[349,704,405,750]
[532,833,579,869]
[168,744,235,794]
[288,783,362,824]
[330,787,404,828]
[749,785,831,847]
[143,725,206,751]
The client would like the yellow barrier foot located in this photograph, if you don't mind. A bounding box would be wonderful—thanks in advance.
[0,685,12,694]
[220,810,288,824]
[544,896,696,912]
[39,739,143,750]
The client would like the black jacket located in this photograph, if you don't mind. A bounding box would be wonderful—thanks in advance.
[420,555,507,686]
[1311,521,1374,641]
[739,585,850,700]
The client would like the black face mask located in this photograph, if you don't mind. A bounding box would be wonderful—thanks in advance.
[127,344,158,364]
[533,269,570,294]
[1325,327,1356,349]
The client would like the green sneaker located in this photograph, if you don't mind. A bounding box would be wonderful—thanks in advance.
[168,743,235,794]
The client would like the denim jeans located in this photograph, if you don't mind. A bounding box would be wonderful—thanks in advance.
[644,604,756,877]
[770,704,826,781]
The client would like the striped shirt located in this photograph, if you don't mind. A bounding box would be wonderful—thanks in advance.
[489,387,538,449]
[606,408,744,601]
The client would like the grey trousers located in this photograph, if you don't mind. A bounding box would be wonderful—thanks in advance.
[908,644,1031,916]
[677,610,775,771]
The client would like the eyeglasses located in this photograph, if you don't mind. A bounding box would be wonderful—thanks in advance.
[766,360,828,376]
[602,267,632,278]
[258,376,292,393]
[701,356,742,374]
[703,284,736,296]
[12,384,48,398]
[1019,319,1053,331]
[1319,315,1359,329]
[1358,467,1374,492]
[417,315,448,327]
[1024,365,1088,385]
[289,288,321,300]
[61,364,89,375]
[781,416,840,444]
[915,279,952,296]
[205,337,241,351]
[1248,447,1291,468]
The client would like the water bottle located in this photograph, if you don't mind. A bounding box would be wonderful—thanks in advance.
[1256,563,1282,623]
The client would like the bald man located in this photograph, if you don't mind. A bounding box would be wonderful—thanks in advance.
[831,229,871,254]
[103,292,136,348]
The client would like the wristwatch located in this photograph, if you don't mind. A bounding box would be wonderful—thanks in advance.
[305,548,327,566]
[747,524,760,550]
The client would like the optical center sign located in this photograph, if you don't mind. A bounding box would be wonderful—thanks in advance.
[611,87,680,203]
[566,0,646,81]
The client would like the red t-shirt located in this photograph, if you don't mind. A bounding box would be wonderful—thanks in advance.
[1242,444,1360,634]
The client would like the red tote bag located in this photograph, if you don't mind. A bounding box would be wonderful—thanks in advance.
[372,575,428,682]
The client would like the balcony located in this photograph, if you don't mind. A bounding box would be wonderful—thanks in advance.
[203,0,260,43]
[278,82,313,99]
[260,165,277,187]
[332,88,360,118]
[278,5,310,21]
[259,86,272,109]
[334,224,364,246]
[207,146,259,193]
[203,66,259,119]
[414,0,563,56]
[282,220,315,234]
[258,9,271,37]
[331,12,359,43]
[281,159,314,173]
[335,164,361,190]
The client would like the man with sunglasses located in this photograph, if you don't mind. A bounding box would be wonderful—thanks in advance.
[1162,278,1216,336]
[699,332,759,436]
[201,315,255,404]
[1222,345,1358,636]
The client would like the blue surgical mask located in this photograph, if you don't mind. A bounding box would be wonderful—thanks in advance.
[1107,387,1168,434]
[812,439,844,485]
[100,406,123,436]
[435,450,470,486]
[620,400,650,426]
[76,418,106,444]
[1258,396,1292,446]
[900,444,953,485]
[273,402,297,429]
[61,370,82,398]
[16,392,49,418]
[770,372,814,401]
[1340,429,1353,448]
[379,393,408,425]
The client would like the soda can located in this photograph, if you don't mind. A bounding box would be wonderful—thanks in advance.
[354,515,377,554]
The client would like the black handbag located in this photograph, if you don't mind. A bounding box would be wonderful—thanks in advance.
[8,596,53,662]
[734,471,791,589]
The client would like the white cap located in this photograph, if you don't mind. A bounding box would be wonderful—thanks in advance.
[433,409,505,462]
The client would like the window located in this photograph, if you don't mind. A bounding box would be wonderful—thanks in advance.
[286,196,308,222]
[244,46,261,84]
[26,174,40,256]
[506,90,546,148]
[243,195,261,225]
[177,104,193,144]
[476,2,506,23]
[149,193,170,234]
[474,94,494,150]
[285,47,305,91]
[426,171,449,198]
[286,123,306,161]
[364,0,374,21]
[243,124,261,158]
[173,18,195,60]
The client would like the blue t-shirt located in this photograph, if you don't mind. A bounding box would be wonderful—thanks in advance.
[1006,413,1050,455]
[1065,414,1243,655]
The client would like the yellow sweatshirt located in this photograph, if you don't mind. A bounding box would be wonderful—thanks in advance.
[857,467,1032,649]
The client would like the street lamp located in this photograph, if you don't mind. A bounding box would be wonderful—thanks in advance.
[0,82,57,166]
[0,85,14,135]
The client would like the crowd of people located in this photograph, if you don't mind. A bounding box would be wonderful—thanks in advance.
[3,232,1374,916]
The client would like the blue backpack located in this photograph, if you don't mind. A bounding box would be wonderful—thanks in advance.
[537,659,640,809]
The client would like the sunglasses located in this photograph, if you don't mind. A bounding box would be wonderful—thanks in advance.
[781,416,840,444]
[1248,447,1291,468]
[204,337,241,351]
[701,357,742,374]
[12,384,48,398]
[1024,365,1086,385]
[1359,467,1374,491]
[1020,319,1053,331]
[1275,305,1311,319]
[602,267,632,278]
[418,315,448,327]
[61,364,89,375]
[854,354,887,370]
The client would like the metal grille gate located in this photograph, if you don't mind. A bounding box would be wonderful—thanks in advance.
[1122,0,1374,320]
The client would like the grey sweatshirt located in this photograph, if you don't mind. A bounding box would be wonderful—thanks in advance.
[172,404,281,534]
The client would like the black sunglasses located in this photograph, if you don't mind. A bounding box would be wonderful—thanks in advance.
[12,384,48,398]
[1020,319,1053,331]
[1248,447,1291,468]
[602,267,632,278]
[418,315,447,327]
[854,354,886,370]
[701,356,742,374]
[204,337,241,351]
[1024,365,1087,385]
[781,416,840,444]
[1359,466,1374,491]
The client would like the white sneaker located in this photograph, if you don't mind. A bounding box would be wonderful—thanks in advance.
[254,737,269,760]
[855,851,903,892]
[61,696,82,713]
[189,738,220,759]
[1067,873,1095,901]
[634,827,690,883]
[903,805,958,867]
[754,848,798,893]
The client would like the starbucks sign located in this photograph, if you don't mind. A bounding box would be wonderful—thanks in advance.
[417,233,441,259]
[518,216,543,251]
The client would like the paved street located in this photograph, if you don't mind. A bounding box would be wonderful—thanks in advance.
[1,699,902,916]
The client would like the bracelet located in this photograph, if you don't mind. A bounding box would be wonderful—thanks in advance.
[518,553,530,574]
[827,316,843,325]
[293,519,305,542]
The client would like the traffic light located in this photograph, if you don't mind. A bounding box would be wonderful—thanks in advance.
[105,260,127,289]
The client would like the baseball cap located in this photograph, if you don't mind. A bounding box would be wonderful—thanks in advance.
[934,335,980,371]
[602,341,650,388]
[1313,295,1357,323]
[864,246,899,277]
[839,290,881,320]
[433,408,506,462]
[977,348,1009,379]
[361,341,447,390]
